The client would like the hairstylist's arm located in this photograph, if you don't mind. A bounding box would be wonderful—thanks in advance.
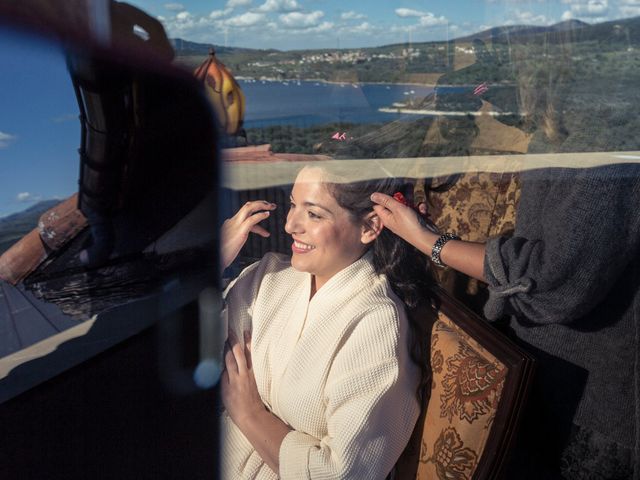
[371,192,486,282]
[221,200,277,272]
[222,330,291,474]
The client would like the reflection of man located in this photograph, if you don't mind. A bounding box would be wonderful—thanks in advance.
[412,38,526,311]
[410,36,527,235]
[110,2,174,61]
[3,1,174,62]
[412,30,639,480]
[425,38,524,156]
[66,2,175,267]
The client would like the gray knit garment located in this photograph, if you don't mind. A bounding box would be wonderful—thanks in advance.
[484,164,640,479]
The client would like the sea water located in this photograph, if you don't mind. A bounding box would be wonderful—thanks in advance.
[240,80,436,128]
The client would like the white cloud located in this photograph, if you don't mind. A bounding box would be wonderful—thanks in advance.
[341,11,366,20]
[419,13,448,26]
[210,8,232,19]
[562,0,608,17]
[351,22,374,33]
[164,3,185,11]
[16,192,41,203]
[0,131,16,149]
[279,11,324,28]
[394,8,447,28]
[160,10,223,39]
[395,8,427,18]
[619,0,640,16]
[225,12,266,27]
[508,9,552,24]
[305,21,334,34]
[226,0,252,8]
[562,10,574,20]
[256,0,300,13]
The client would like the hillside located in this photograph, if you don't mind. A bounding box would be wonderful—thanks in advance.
[0,200,59,256]
[174,16,640,83]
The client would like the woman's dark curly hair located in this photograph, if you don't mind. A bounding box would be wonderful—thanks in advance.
[316,167,438,401]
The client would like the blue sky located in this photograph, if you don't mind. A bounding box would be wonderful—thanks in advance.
[129,0,640,50]
[0,28,78,219]
[1,0,639,219]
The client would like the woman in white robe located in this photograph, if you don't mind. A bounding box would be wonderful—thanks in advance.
[220,166,436,479]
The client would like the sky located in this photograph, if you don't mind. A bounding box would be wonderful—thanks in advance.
[128,0,640,50]
[1,0,639,219]
[0,29,78,219]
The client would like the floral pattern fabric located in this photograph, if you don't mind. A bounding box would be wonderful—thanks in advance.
[397,313,508,480]
[418,172,521,314]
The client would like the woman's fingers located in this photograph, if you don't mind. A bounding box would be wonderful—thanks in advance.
[237,204,274,237]
[228,329,248,375]
[224,342,239,374]
[245,210,272,236]
[221,202,276,270]
[373,204,401,232]
[244,331,253,370]
[238,200,276,221]
[371,192,424,242]
[250,224,270,238]
[370,192,396,211]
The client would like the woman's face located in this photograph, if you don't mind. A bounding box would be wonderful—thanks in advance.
[285,167,368,291]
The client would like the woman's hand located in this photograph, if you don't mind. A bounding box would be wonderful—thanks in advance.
[370,192,437,252]
[221,200,277,271]
[221,330,291,473]
[221,330,265,427]
[372,192,487,281]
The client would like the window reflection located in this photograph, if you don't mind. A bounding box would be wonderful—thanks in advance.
[193,2,639,478]
[0,28,78,246]
[0,22,218,402]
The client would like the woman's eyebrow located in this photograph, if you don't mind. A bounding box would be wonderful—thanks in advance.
[290,194,334,216]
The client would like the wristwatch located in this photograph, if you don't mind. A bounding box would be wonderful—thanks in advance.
[431,233,460,267]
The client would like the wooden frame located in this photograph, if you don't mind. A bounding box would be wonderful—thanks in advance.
[396,287,536,480]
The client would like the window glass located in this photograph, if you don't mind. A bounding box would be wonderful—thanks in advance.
[0,29,78,251]
[143,1,639,478]
[0,21,217,401]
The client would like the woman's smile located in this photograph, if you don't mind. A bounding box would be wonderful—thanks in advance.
[284,166,368,291]
[292,239,315,253]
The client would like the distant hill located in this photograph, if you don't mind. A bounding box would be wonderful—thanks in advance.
[173,16,640,58]
[455,16,640,46]
[455,19,590,42]
[171,38,279,56]
[0,199,60,256]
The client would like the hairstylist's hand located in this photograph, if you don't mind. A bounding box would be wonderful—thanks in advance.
[371,192,435,251]
[221,330,264,427]
[221,200,276,271]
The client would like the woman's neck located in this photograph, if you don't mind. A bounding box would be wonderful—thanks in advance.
[310,275,318,299]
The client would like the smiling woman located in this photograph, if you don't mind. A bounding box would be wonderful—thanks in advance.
[219,164,437,479]
[286,167,377,293]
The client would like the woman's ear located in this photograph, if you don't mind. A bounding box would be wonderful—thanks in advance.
[361,212,383,245]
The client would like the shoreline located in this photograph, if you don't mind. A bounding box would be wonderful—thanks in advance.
[237,77,436,87]
[378,107,519,116]
[236,77,510,88]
